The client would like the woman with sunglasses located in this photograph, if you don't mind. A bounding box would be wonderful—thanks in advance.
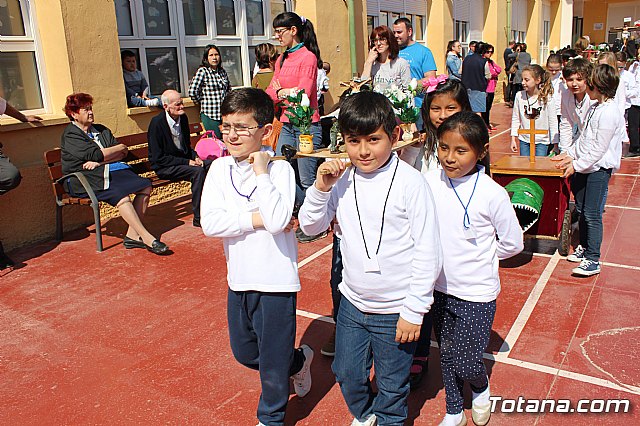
[482,43,502,132]
[189,44,231,138]
[361,25,410,91]
[266,12,326,243]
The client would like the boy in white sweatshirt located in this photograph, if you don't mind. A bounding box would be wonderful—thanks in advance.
[200,88,313,426]
[299,91,442,426]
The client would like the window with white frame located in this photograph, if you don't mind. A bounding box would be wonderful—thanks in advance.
[455,20,470,55]
[367,16,376,36]
[0,0,45,112]
[114,0,289,97]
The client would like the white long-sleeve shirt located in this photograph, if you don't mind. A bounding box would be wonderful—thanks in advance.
[299,154,442,325]
[424,167,523,302]
[551,72,564,117]
[200,152,300,292]
[568,99,624,174]
[558,86,597,153]
[620,69,639,110]
[398,139,441,175]
[511,90,558,146]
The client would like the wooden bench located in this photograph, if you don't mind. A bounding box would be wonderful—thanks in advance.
[43,122,203,252]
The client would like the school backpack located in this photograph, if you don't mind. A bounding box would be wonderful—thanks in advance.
[195,130,228,161]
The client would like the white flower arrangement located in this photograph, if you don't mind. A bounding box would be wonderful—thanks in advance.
[378,83,420,124]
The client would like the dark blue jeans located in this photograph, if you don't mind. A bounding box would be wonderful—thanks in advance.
[572,169,611,262]
[227,290,304,426]
[333,296,416,425]
[329,234,343,321]
[276,123,322,207]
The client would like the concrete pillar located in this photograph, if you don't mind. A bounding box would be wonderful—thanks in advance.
[427,0,454,73]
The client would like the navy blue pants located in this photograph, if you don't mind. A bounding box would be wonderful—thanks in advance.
[329,234,343,322]
[227,289,304,425]
[432,291,495,414]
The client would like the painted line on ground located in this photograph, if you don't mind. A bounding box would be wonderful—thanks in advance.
[298,243,333,268]
[498,251,561,354]
[296,309,334,324]
[528,251,640,271]
[613,173,640,177]
[605,204,640,211]
[489,129,510,140]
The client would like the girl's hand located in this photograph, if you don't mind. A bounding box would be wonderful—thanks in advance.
[315,159,347,192]
[510,138,518,153]
[83,161,100,170]
[396,317,421,343]
[366,47,379,64]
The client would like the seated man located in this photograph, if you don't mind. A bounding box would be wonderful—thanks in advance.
[0,96,42,269]
[148,90,210,227]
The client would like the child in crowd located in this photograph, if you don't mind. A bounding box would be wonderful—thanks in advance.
[252,43,279,91]
[626,52,640,156]
[554,65,624,276]
[299,91,442,426]
[598,52,627,115]
[200,88,313,426]
[400,77,471,176]
[558,58,595,153]
[510,64,558,156]
[121,50,161,108]
[426,112,523,426]
[317,61,331,116]
[547,53,564,130]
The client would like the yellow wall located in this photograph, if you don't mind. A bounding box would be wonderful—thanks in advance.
[428,0,454,73]
[581,0,609,44]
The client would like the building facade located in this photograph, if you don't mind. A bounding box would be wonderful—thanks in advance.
[0,0,637,251]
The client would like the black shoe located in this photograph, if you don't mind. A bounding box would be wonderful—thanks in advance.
[146,240,169,255]
[409,358,428,389]
[193,218,201,227]
[296,229,329,243]
[624,150,640,158]
[0,253,15,270]
[123,236,146,249]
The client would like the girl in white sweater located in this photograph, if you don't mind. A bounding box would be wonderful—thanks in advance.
[426,112,523,426]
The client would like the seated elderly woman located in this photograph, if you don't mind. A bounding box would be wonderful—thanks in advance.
[60,93,169,254]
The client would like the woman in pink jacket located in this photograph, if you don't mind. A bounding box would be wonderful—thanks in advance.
[266,12,325,242]
[482,43,502,132]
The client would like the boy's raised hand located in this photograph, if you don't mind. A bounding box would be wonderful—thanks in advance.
[249,151,270,176]
[315,159,347,192]
[396,317,421,343]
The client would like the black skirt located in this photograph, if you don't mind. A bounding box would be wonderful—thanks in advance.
[68,169,151,206]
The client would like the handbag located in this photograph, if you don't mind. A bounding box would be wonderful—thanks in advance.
[508,53,519,74]
[194,130,228,161]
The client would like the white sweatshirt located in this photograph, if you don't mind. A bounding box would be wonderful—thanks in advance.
[619,69,639,110]
[568,99,624,174]
[558,86,597,153]
[398,139,441,175]
[200,152,300,292]
[551,72,564,117]
[511,90,558,146]
[299,154,442,325]
[424,167,523,302]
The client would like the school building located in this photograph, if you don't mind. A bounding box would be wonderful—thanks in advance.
[1,0,638,251]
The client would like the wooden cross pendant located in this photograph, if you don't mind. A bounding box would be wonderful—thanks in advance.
[517,118,549,164]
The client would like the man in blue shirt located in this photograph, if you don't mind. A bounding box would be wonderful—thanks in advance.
[393,17,437,127]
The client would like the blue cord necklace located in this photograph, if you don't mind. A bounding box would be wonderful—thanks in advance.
[230,166,257,201]
[447,167,480,230]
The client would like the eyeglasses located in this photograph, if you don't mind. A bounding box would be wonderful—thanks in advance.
[486,51,494,54]
[372,38,388,44]
[273,27,291,36]
[220,123,263,136]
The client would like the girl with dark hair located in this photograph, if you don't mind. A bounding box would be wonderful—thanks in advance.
[266,11,325,243]
[188,44,231,138]
[553,64,624,276]
[445,40,463,81]
[426,111,523,426]
[361,25,410,91]
[482,43,501,132]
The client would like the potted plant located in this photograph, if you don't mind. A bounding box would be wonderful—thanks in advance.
[380,80,420,141]
[282,89,315,153]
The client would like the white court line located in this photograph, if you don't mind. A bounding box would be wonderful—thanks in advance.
[526,251,640,271]
[605,204,640,211]
[295,308,640,396]
[298,243,333,268]
[614,173,640,177]
[498,251,561,354]
[489,129,510,140]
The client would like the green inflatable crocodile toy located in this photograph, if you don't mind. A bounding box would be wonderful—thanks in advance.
[504,178,544,232]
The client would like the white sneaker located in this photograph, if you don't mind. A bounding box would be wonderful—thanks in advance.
[292,344,314,397]
[351,414,377,426]
[472,401,491,425]
[438,413,467,426]
[566,245,585,263]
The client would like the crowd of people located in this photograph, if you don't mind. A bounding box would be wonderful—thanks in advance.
[1,10,637,426]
